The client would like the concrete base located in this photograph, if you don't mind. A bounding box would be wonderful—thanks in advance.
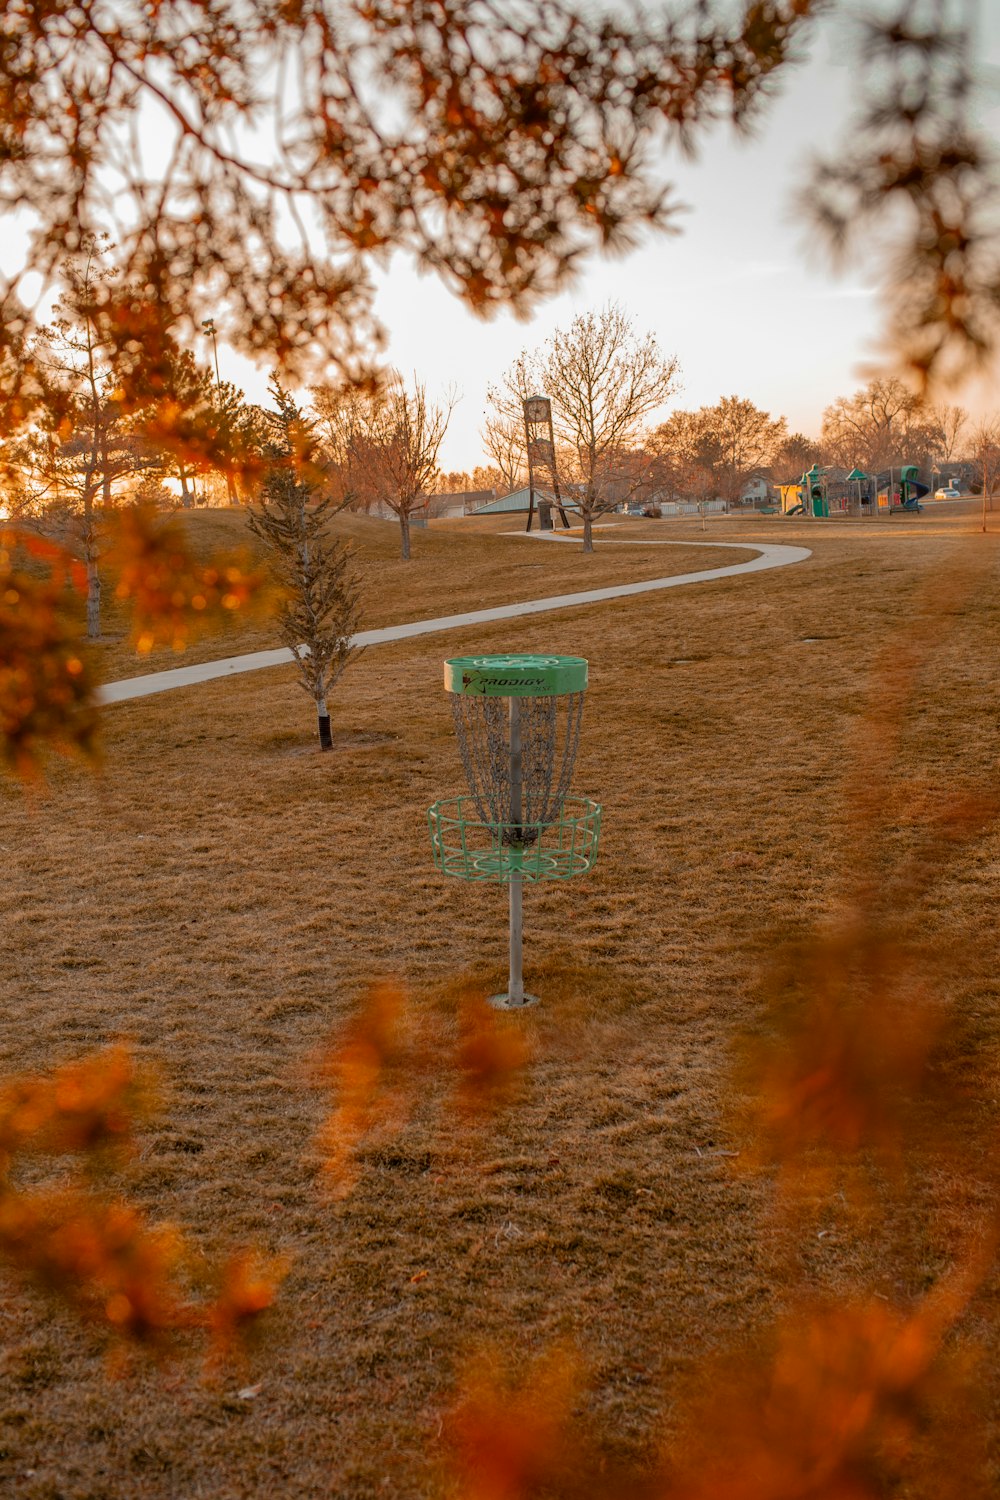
[487,991,540,1011]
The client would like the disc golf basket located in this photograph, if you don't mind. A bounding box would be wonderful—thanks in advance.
[428,654,601,1009]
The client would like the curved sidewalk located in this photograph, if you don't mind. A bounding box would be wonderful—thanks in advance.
[96,538,811,706]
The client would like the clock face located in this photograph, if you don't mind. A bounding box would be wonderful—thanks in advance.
[524,396,551,424]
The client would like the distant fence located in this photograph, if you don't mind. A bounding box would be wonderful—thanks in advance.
[651,499,728,517]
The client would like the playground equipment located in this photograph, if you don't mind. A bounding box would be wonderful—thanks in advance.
[875,465,929,512]
[897,465,929,510]
[845,467,869,514]
[780,464,929,517]
[804,464,829,517]
[428,654,601,1009]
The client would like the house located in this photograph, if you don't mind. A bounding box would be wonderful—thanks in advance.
[469,486,580,517]
[739,474,774,506]
[428,489,496,518]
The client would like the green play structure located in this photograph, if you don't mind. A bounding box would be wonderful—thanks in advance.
[783,464,928,516]
[805,463,828,517]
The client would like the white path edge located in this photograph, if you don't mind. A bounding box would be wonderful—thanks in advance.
[96,537,811,706]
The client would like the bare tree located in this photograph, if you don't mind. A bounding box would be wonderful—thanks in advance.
[483,353,535,498]
[970,415,1000,532]
[653,401,785,509]
[489,305,679,551]
[247,383,362,750]
[541,306,680,548]
[820,378,941,486]
[821,378,924,474]
[650,409,724,509]
[685,396,786,506]
[481,413,527,496]
[15,242,162,637]
[928,404,969,467]
[772,431,822,479]
[310,383,374,509]
[343,377,455,560]
[430,469,472,495]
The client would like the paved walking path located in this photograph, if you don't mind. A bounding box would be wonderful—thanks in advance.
[96,537,811,706]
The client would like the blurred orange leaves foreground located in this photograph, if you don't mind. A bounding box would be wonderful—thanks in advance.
[106,505,268,654]
[446,1344,583,1500]
[737,771,999,1198]
[0,532,100,780]
[316,982,534,1196]
[0,1046,283,1362]
[1,512,268,781]
[444,1269,991,1500]
[663,1276,990,1500]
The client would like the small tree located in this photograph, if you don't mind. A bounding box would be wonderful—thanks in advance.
[480,414,527,496]
[928,404,968,469]
[248,384,361,750]
[773,430,822,479]
[971,415,1000,533]
[342,376,455,560]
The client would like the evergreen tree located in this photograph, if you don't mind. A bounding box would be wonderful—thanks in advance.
[248,383,361,750]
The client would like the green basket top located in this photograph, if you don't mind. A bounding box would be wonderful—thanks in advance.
[444,654,588,698]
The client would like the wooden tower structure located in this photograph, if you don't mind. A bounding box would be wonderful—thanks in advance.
[523,396,570,531]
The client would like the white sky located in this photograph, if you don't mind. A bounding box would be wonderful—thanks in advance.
[214,2,1000,470]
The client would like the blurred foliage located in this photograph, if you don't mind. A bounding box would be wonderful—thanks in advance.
[0,513,268,780]
[0,1047,284,1360]
[1,0,996,434]
[0,528,100,780]
[107,504,268,655]
[316,980,535,1192]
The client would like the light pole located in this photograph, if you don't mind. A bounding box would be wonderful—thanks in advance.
[202,318,221,385]
[201,318,238,506]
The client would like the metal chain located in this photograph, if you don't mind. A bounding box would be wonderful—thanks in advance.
[449,692,584,843]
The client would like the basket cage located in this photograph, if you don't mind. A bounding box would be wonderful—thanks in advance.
[428,794,601,883]
[450,690,583,845]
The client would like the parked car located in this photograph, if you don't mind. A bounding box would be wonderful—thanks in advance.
[934,487,961,499]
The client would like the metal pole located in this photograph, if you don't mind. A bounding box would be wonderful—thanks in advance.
[507,697,525,1005]
[523,404,536,533]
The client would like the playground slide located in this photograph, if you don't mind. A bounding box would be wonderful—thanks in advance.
[874,469,929,511]
[898,481,928,512]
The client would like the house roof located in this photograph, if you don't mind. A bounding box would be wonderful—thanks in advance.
[470,486,581,515]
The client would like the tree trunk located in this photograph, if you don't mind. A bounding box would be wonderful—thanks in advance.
[86,555,101,639]
[582,512,594,553]
[317,693,333,750]
[399,512,411,560]
[180,469,193,508]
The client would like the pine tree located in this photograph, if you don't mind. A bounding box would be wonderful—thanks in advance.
[248,383,361,750]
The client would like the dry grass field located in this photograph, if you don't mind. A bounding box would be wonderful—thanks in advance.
[90,510,740,680]
[3,507,1000,1497]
